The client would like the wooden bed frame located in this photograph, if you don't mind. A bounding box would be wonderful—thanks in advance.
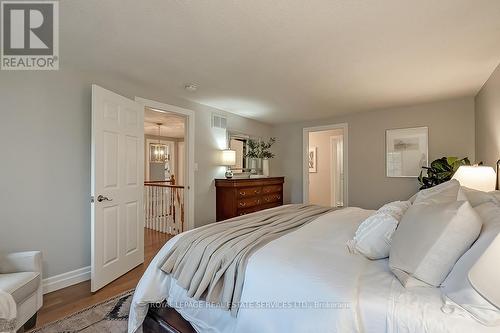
[143,302,196,333]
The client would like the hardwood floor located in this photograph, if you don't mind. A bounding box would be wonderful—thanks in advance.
[34,228,172,329]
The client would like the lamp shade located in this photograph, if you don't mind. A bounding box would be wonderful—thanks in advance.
[221,149,236,166]
[469,234,500,309]
[452,165,496,192]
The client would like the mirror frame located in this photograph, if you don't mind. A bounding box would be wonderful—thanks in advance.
[227,130,252,172]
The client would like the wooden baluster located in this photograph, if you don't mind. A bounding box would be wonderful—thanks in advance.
[144,186,147,230]
[157,186,160,232]
[162,187,167,233]
[172,188,176,234]
[149,186,153,230]
[146,186,150,230]
[152,186,158,230]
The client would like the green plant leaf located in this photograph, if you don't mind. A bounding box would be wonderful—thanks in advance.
[418,156,470,189]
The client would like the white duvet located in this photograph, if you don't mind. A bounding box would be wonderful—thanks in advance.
[128,207,497,333]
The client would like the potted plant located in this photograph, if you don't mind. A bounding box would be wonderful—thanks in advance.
[418,156,471,190]
[246,137,276,176]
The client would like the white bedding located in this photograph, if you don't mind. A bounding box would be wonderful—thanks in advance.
[128,207,497,333]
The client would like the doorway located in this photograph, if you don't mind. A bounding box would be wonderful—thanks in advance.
[303,124,348,207]
[136,97,195,232]
[143,108,186,235]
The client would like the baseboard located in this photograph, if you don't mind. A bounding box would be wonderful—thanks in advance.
[42,266,91,294]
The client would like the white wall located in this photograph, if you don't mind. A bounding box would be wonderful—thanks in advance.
[0,69,272,278]
[273,97,476,210]
[475,63,500,168]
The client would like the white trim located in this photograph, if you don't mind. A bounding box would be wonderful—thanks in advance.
[42,266,91,294]
[330,136,336,207]
[303,123,349,206]
[135,97,196,231]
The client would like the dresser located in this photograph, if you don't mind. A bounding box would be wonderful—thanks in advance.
[215,177,285,221]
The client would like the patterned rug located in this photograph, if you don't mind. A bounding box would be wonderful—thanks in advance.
[31,290,134,333]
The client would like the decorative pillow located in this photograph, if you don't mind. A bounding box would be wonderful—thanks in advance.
[441,202,500,326]
[460,187,500,207]
[377,201,411,220]
[413,179,461,205]
[347,201,410,260]
[389,200,482,287]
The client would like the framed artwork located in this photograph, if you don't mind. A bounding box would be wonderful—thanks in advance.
[308,147,317,173]
[386,127,428,177]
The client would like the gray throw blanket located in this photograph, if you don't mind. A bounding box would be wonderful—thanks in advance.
[159,204,333,315]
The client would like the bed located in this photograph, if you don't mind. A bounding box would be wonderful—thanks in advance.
[128,205,497,333]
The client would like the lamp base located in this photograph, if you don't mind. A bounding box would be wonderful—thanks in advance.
[225,169,234,179]
[496,159,500,190]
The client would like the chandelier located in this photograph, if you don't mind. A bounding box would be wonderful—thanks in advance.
[150,123,168,163]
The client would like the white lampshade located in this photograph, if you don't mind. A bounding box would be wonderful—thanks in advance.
[469,234,500,309]
[221,149,236,166]
[452,165,496,192]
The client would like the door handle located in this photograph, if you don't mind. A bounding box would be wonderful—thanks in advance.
[97,195,112,202]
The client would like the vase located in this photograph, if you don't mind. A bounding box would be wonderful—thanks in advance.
[262,159,270,177]
[250,158,263,174]
[250,158,257,173]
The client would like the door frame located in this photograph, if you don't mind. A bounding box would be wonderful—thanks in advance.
[302,123,348,206]
[329,135,344,207]
[135,97,195,231]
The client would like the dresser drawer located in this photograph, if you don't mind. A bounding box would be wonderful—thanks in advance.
[237,197,262,209]
[260,202,282,210]
[215,177,284,222]
[237,206,261,216]
[237,187,261,198]
[262,193,281,204]
[262,185,282,194]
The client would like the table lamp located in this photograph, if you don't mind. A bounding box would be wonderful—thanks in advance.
[452,165,496,192]
[221,149,236,179]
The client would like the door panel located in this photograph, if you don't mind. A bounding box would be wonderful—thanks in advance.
[126,202,139,254]
[126,136,139,186]
[91,84,144,292]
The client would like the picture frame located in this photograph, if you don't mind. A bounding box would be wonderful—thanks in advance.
[386,127,428,178]
[308,147,317,173]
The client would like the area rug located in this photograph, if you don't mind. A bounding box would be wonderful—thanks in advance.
[31,289,134,333]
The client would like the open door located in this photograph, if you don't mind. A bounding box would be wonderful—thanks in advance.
[91,85,144,292]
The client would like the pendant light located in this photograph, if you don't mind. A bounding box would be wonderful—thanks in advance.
[150,123,168,163]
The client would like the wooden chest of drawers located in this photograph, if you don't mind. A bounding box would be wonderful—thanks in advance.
[215,177,285,221]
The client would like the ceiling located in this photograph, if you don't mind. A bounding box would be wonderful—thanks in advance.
[62,1,500,124]
[144,108,185,139]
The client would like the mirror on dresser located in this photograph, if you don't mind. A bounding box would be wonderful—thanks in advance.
[227,131,253,176]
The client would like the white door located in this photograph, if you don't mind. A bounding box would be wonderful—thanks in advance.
[91,85,144,292]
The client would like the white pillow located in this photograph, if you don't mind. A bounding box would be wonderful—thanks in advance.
[377,201,411,220]
[413,179,461,205]
[348,201,410,260]
[441,202,500,326]
[460,187,500,207]
[389,200,482,287]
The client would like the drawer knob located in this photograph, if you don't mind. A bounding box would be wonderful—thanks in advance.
[239,202,246,207]
[240,192,246,196]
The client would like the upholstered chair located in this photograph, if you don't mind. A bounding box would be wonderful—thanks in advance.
[0,251,43,331]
